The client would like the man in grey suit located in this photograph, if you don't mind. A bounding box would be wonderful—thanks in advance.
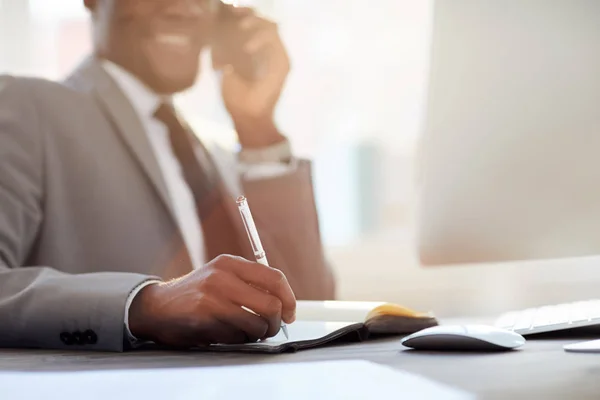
[0,0,335,351]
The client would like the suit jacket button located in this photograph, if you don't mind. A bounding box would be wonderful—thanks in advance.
[83,330,98,345]
[60,332,74,345]
[72,331,85,345]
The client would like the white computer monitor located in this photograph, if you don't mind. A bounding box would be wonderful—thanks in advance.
[417,0,600,265]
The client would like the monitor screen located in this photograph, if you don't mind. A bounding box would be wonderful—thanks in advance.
[417,0,600,265]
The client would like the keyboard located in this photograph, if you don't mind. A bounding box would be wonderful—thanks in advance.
[494,299,600,335]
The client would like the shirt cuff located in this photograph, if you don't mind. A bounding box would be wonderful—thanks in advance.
[124,279,161,347]
[238,139,297,180]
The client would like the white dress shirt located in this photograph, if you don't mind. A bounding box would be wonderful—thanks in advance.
[101,61,294,344]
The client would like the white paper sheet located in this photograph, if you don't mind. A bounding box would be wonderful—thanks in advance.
[0,360,473,400]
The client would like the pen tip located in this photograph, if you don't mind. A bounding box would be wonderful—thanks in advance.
[282,325,289,339]
[236,195,246,204]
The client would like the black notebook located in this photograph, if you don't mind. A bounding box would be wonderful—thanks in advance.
[196,302,439,354]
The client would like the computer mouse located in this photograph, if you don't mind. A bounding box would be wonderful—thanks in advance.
[400,324,525,351]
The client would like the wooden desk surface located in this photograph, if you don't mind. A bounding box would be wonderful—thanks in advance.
[2,333,600,400]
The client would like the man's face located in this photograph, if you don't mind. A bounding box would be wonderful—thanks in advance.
[88,0,219,94]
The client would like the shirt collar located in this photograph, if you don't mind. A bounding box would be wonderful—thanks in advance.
[101,60,169,121]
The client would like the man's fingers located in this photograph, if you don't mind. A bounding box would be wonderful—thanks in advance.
[222,275,285,338]
[180,293,249,345]
[239,15,264,31]
[242,265,295,323]
[213,256,296,323]
[239,17,278,53]
[242,27,290,86]
[244,28,278,54]
[228,5,254,17]
[211,296,269,342]
[201,319,247,345]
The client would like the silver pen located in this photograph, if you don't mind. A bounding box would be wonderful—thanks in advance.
[236,196,289,340]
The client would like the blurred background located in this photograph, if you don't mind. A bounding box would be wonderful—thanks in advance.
[2,0,598,319]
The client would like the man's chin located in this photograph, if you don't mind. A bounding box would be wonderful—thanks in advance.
[142,60,201,95]
[151,73,198,95]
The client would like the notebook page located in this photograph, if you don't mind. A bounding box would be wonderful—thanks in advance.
[296,301,387,322]
[209,321,360,350]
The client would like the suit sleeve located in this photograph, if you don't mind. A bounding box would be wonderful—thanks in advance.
[241,159,337,300]
[0,76,153,351]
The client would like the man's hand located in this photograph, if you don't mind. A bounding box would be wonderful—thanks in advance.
[219,7,290,149]
[128,255,297,347]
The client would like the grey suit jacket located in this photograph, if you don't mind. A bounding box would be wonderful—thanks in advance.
[0,57,335,351]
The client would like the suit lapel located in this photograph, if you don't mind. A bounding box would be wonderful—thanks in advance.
[64,57,250,270]
[64,57,178,226]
